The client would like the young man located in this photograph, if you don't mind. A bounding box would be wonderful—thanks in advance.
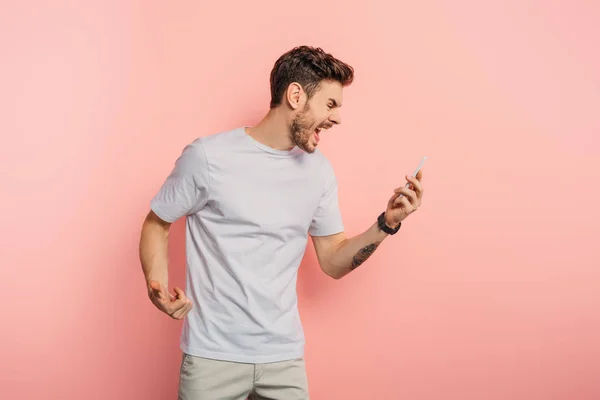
[139,45,424,399]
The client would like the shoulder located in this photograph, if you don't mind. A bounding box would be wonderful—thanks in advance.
[303,149,338,193]
[199,127,245,148]
[179,127,245,160]
[312,148,336,177]
[175,136,207,168]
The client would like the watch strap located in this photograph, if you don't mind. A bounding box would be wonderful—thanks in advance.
[377,211,401,235]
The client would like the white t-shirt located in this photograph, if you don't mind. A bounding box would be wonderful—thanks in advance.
[150,127,344,363]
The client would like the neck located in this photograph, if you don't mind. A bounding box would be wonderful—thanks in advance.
[246,107,295,151]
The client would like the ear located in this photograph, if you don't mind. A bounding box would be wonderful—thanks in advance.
[285,82,304,110]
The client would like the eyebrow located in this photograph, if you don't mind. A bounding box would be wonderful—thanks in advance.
[329,98,341,107]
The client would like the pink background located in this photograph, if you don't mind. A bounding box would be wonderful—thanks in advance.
[2,1,599,399]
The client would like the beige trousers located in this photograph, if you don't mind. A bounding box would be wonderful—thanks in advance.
[178,353,310,400]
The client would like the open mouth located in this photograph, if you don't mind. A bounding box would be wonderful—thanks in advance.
[314,127,321,143]
[313,126,330,144]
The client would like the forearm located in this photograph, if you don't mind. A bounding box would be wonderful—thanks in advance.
[139,213,170,289]
[326,222,389,279]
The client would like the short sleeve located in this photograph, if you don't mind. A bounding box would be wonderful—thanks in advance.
[150,138,210,223]
[309,159,344,236]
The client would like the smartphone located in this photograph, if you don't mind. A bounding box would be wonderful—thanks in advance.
[399,156,427,196]
[409,156,427,180]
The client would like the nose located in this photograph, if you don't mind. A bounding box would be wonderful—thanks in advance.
[329,110,341,125]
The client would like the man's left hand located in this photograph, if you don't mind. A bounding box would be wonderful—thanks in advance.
[384,169,424,228]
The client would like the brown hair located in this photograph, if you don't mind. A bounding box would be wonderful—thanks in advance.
[269,46,354,109]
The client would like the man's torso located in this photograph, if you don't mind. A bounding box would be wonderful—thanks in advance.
[151,127,343,363]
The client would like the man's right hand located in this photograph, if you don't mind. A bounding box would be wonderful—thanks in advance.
[147,280,193,320]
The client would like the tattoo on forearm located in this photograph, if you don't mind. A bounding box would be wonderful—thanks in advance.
[350,243,379,270]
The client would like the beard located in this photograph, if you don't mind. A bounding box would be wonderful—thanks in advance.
[290,103,324,154]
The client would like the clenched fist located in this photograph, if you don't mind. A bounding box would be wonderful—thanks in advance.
[147,280,193,320]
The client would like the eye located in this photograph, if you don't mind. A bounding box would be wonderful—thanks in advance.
[327,103,333,110]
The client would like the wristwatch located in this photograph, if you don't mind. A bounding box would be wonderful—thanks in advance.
[377,212,401,235]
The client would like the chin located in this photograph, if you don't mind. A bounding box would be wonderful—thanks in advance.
[292,129,318,153]
[300,145,316,154]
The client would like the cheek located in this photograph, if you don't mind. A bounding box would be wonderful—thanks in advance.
[317,111,329,123]
[310,113,324,126]
[303,115,317,129]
